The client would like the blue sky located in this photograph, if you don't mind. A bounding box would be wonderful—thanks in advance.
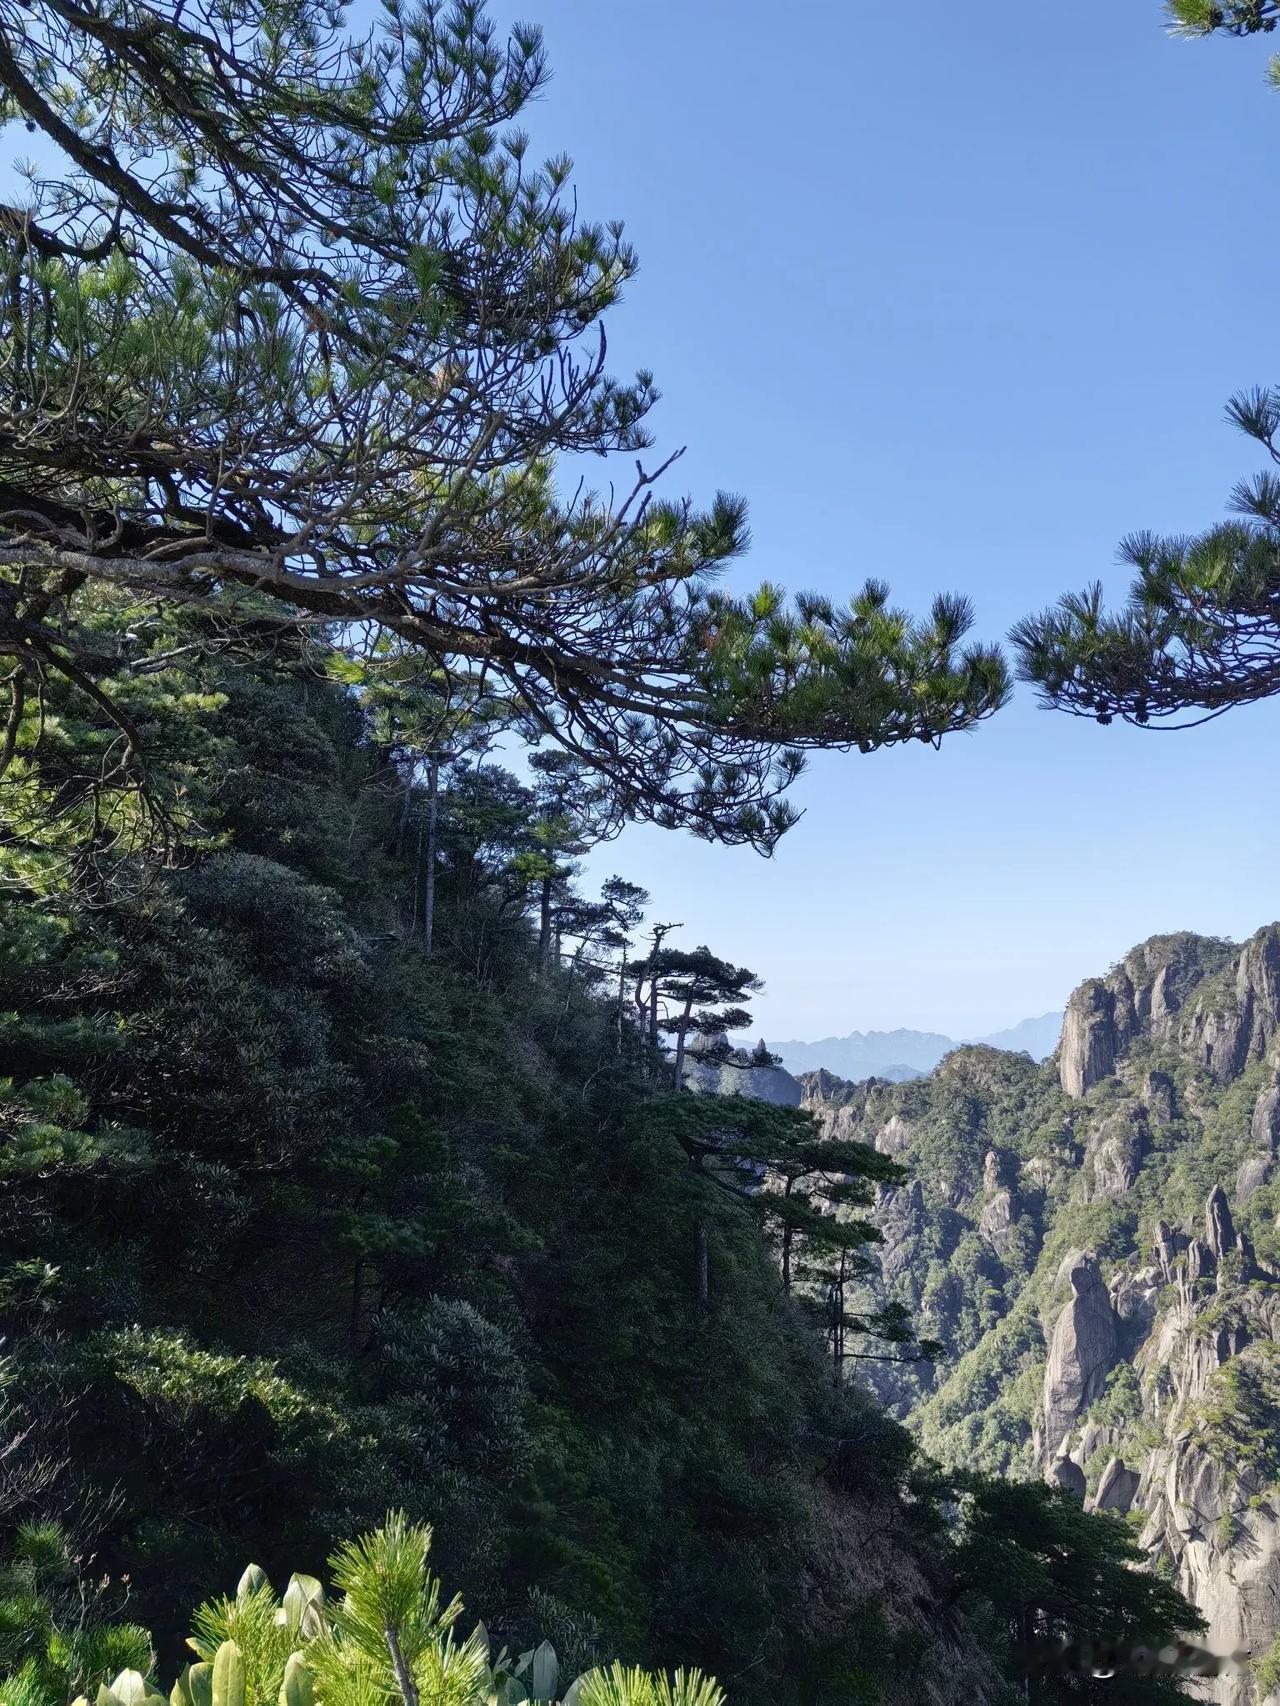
[479,0,1280,1042]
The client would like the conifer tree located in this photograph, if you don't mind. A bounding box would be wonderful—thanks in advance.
[0,0,1009,863]
[629,922,681,1063]
[1013,8,1280,727]
[1167,2,1280,82]
[593,877,649,1047]
[652,947,762,1087]
[953,1476,1204,1704]
[523,753,617,977]
[644,1095,901,1316]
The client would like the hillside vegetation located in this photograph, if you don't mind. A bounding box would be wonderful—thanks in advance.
[803,929,1280,1703]
[0,595,1208,1705]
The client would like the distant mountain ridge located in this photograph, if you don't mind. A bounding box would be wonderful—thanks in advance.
[774,1012,1062,1082]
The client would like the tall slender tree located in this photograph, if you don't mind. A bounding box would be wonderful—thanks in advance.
[593,876,649,1049]
[643,1094,901,1315]
[629,921,681,1064]
[524,752,616,977]
[653,945,763,1087]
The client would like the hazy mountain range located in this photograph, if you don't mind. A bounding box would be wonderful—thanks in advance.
[773,1011,1062,1082]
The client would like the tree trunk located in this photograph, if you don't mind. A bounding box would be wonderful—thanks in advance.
[672,996,694,1088]
[349,1258,365,1356]
[422,754,441,955]
[394,759,414,857]
[695,1219,709,1308]
[616,958,627,1053]
[832,1250,847,1388]
[693,1152,709,1306]
[781,1178,794,1294]
[537,873,553,976]
[411,810,425,936]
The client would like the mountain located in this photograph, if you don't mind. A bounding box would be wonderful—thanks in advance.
[774,1012,1062,1081]
[801,927,1280,1705]
[973,1010,1064,1058]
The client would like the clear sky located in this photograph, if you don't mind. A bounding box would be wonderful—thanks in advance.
[479,0,1280,1042]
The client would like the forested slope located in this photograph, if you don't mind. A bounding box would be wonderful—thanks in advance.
[0,597,1015,1705]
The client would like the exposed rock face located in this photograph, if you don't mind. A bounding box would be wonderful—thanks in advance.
[1136,1343,1280,1706]
[1059,981,1116,1099]
[1144,1068,1176,1126]
[683,1057,802,1106]
[803,930,1280,1700]
[878,1179,926,1286]
[1085,1109,1144,1199]
[1110,1265,1159,1340]
[1153,1220,1183,1282]
[1049,1456,1085,1498]
[977,1149,1020,1256]
[1059,934,1238,1099]
[1253,1082,1280,1148]
[1180,926,1280,1083]
[799,1069,875,1140]
[1038,1254,1118,1465]
[842,926,1280,1703]
[1236,1152,1271,1205]
[1205,1185,1237,1261]
[1091,1457,1140,1514]
[876,1114,913,1157]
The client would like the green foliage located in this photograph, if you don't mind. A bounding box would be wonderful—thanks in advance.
[1087,1365,1143,1434]
[0,599,990,1705]
[574,1666,723,1706]
[953,1478,1203,1703]
[0,1522,152,1706]
[1013,6,1280,722]
[1254,1633,1280,1695]
[0,1518,721,1706]
[0,0,1008,861]
[1167,2,1280,84]
[1189,1343,1280,1487]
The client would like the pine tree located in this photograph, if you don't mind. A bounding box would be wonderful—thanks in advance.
[0,1,1009,864]
[595,879,650,1051]
[644,946,761,1088]
[1013,9,1280,726]
[523,755,617,978]
[643,1095,901,1316]
[952,1476,1205,1704]
[1167,2,1280,84]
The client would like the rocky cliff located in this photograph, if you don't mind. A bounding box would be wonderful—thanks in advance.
[682,1055,804,1106]
[802,925,1280,1705]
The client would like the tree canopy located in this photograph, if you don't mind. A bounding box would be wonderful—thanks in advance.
[954,1477,1204,1705]
[1012,392,1280,727]
[0,0,1008,859]
[1012,9,1280,728]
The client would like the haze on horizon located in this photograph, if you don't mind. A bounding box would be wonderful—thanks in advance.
[503,0,1280,1043]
